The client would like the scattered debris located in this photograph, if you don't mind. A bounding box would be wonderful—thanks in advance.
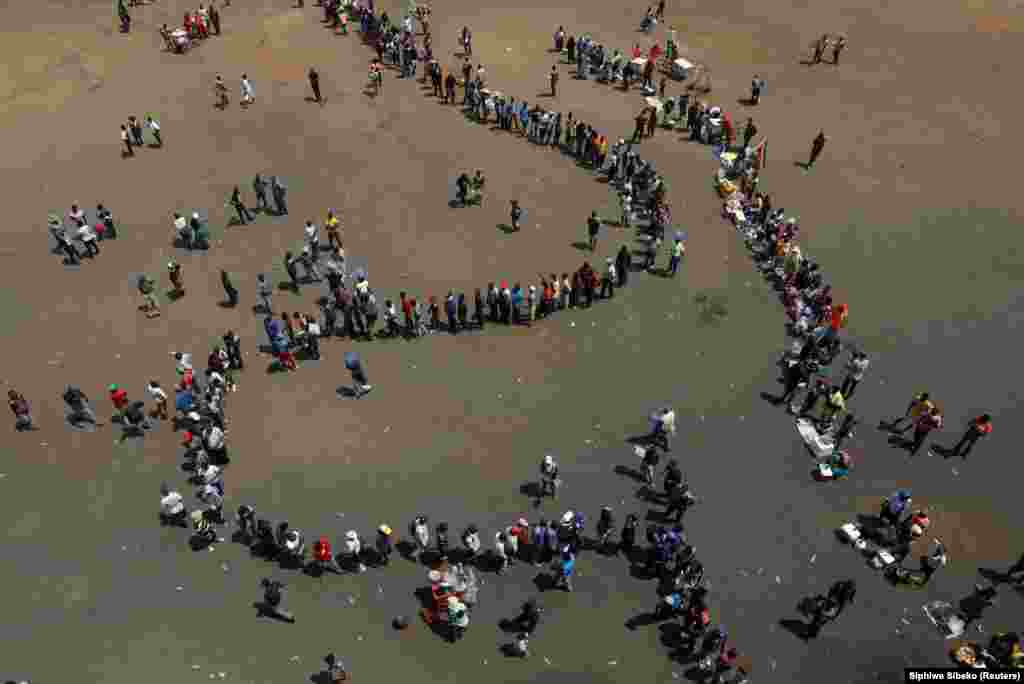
[289,656,300,663]
[809,554,817,564]
[220,562,231,573]
[608,660,618,666]
[775,575,782,584]
[335,512,345,518]
[191,665,201,671]
[176,586,184,591]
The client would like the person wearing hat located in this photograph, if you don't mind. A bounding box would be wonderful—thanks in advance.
[600,257,616,299]
[375,524,394,566]
[108,384,129,422]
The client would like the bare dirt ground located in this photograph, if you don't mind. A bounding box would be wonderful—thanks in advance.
[1,0,1023,682]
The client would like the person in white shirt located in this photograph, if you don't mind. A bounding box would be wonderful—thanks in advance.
[173,212,188,245]
[76,222,100,257]
[304,220,319,253]
[651,407,677,451]
[145,116,162,146]
[601,258,616,299]
[343,530,366,573]
[240,74,254,104]
[146,380,169,419]
[172,351,193,374]
[160,482,187,526]
[305,315,321,360]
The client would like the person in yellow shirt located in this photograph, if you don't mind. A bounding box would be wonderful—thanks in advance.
[325,210,341,250]
[886,392,934,433]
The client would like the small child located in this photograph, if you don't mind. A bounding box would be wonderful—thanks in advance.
[510,200,522,231]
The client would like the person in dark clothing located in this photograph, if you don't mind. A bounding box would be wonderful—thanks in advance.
[259,578,295,622]
[230,186,253,225]
[516,600,543,635]
[586,211,601,251]
[96,204,117,239]
[209,2,220,34]
[775,360,810,406]
[632,111,646,143]
[308,67,322,103]
[947,414,991,460]
[473,289,486,329]
[566,35,576,64]
[220,269,239,307]
[253,174,269,211]
[284,251,300,291]
[271,176,288,215]
[615,245,631,287]
[742,118,757,149]
[445,292,458,334]
[807,130,827,168]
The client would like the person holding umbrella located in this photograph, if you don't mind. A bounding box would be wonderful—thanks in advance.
[344,352,372,398]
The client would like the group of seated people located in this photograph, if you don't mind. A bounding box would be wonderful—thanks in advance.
[159,7,214,53]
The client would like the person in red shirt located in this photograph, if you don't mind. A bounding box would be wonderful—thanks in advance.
[312,536,343,573]
[948,414,992,460]
[109,383,129,420]
[400,291,413,337]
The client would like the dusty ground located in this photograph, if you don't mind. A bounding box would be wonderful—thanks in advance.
[1,0,1023,681]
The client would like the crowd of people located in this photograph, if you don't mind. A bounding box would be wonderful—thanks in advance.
[20,0,1015,677]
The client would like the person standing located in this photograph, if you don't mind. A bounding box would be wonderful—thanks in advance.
[510,200,522,231]
[807,130,827,168]
[108,384,129,422]
[742,118,757,150]
[749,75,763,105]
[601,258,616,299]
[253,174,269,211]
[121,124,134,156]
[549,65,559,97]
[9,390,34,431]
[271,176,288,215]
[909,406,942,456]
[947,414,992,460]
[831,36,847,65]
[668,235,685,276]
[587,211,600,251]
[308,67,322,104]
[128,116,145,146]
[209,1,220,35]
[146,380,169,420]
[240,74,254,105]
[230,186,253,224]
[220,269,239,307]
[146,116,162,147]
[841,351,869,398]
[812,34,827,65]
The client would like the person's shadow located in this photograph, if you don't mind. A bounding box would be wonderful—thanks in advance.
[779,618,820,641]
[253,601,295,623]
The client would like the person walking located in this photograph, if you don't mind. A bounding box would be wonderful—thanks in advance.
[549,65,559,97]
[841,351,869,398]
[909,406,942,456]
[308,67,322,103]
[947,414,992,460]
[230,186,253,225]
[886,392,934,433]
[209,1,220,34]
[749,75,764,105]
[146,380,169,420]
[807,130,827,168]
